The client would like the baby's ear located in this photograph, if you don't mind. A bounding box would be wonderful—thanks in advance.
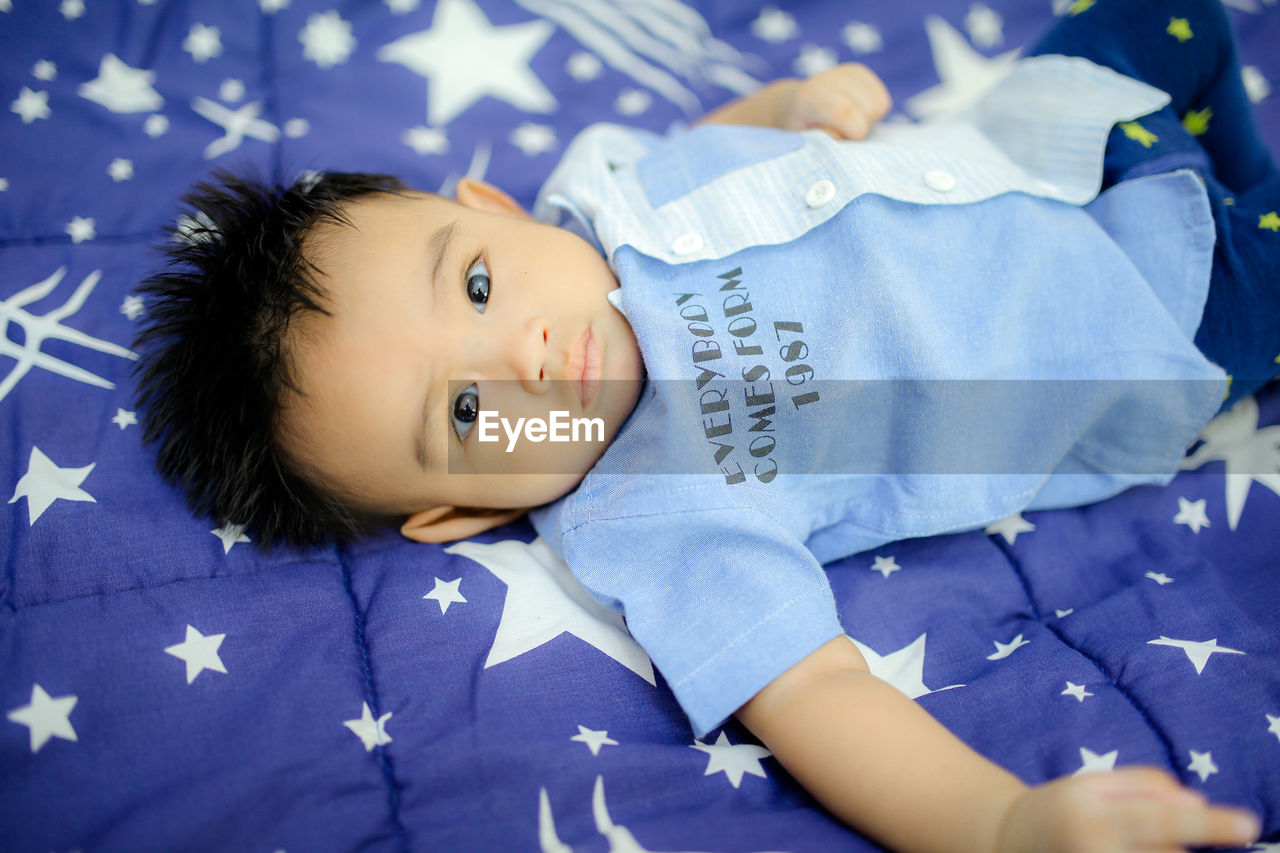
[400,505,526,544]
[455,178,529,218]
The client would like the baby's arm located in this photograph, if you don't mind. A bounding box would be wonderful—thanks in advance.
[699,63,892,140]
[736,638,1262,852]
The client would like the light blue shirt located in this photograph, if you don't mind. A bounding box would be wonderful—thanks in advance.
[529,55,1228,737]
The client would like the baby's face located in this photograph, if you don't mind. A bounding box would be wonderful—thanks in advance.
[280,181,645,527]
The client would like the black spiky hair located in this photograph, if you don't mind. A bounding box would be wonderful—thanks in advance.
[133,169,408,549]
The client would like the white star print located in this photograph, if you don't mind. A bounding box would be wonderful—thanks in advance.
[570,725,618,756]
[60,0,84,20]
[0,266,136,402]
[1061,682,1093,702]
[184,23,223,63]
[108,157,134,182]
[7,684,78,752]
[691,732,770,788]
[9,446,96,525]
[211,523,250,553]
[385,0,420,13]
[1055,608,1074,618]
[0,178,7,191]
[566,51,602,82]
[1180,397,1280,530]
[905,15,1020,120]
[445,537,655,684]
[143,113,169,137]
[259,0,289,13]
[985,512,1035,545]
[843,21,883,54]
[423,577,466,614]
[987,633,1029,660]
[540,775,781,853]
[509,122,555,156]
[283,117,309,137]
[1144,571,1174,585]
[402,125,448,155]
[11,87,50,123]
[1173,496,1210,533]
[111,408,137,429]
[1267,713,1280,744]
[1187,750,1218,782]
[192,97,280,159]
[344,702,392,751]
[164,625,228,684]
[614,88,651,116]
[870,554,901,578]
[1147,636,1245,675]
[65,216,95,243]
[751,6,797,43]
[120,292,144,318]
[218,78,245,103]
[32,60,57,81]
[964,2,1004,48]
[794,44,838,78]
[378,0,556,126]
[1073,747,1118,776]
[78,54,164,113]
[848,634,964,699]
[300,10,355,69]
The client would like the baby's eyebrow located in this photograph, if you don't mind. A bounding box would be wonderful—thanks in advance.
[427,220,457,309]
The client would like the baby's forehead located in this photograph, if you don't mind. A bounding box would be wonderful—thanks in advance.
[303,189,451,273]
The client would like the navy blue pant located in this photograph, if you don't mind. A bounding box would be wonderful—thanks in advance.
[1030,0,1280,410]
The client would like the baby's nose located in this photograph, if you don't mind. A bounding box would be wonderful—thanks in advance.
[508,316,550,393]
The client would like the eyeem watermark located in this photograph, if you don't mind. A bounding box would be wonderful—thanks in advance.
[478,410,605,453]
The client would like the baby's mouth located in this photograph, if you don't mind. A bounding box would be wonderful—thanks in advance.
[568,327,603,410]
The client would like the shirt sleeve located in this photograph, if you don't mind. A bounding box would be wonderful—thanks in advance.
[558,504,845,738]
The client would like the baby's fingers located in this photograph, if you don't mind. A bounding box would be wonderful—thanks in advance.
[1117,796,1260,850]
[793,88,871,139]
[788,63,891,140]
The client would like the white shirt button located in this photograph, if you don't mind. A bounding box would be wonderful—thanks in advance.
[924,170,957,192]
[672,232,704,255]
[805,179,836,208]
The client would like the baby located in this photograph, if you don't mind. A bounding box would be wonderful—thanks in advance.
[135,0,1276,849]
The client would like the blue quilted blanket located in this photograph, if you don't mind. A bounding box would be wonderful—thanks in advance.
[2,1,1278,850]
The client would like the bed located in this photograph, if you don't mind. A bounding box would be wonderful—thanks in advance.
[2,0,1278,850]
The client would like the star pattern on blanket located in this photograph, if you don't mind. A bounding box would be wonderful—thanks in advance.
[423,576,467,613]
[6,685,78,753]
[445,536,655,684]
[77,54,164,113]
[344,702,393,751]
[1147,636,1246,675]
[378,0,556,126]
[905,14,1020,119]
[9,446,95,525]
[164,625,229,684]
[1180,396,1280,529]
[690,732,771,788]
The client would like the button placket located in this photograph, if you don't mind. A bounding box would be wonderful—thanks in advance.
[805,179,836,208]
[924,170,957,192]
[672,232,704,255]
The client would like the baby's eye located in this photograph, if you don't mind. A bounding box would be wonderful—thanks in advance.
[465,259,490,313]
[452,383,480,440]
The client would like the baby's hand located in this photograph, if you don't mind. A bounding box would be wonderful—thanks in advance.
[777,63,892,140]
[996,766,1261,852]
